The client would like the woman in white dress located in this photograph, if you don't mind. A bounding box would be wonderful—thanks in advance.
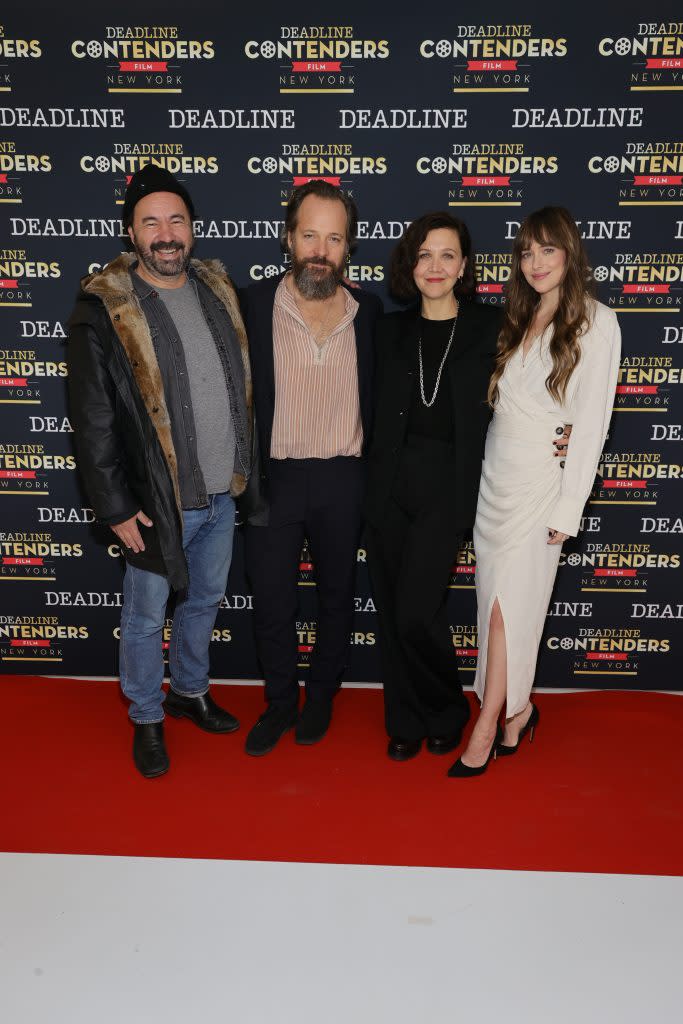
[448,207,621,778]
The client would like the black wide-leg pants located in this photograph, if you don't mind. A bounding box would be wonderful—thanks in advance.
[366,435,470,741]
[245,457,365,708]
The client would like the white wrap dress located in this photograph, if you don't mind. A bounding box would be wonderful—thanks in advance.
[473,301,621,715]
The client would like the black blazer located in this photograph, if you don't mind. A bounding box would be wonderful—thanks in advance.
[240,273,382,524]
[364,300,502,532]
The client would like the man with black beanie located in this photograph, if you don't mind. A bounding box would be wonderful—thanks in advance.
[67,164,252,778]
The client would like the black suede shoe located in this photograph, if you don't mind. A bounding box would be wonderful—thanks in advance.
[387,736,423,762]
[245,705,298,756]
[426,733,463,756]
[295,698,333,745]
[133,722,169,779]
[164,689,239,733]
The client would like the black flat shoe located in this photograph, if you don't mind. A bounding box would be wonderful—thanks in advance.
[245,705,298,756]
[447,726,503,779]
[133,722,169,779]
[426,733,463,756]
[496,704,540,756]
[387,737,422,762]
[295,698,333,745]
[164,689,240,734]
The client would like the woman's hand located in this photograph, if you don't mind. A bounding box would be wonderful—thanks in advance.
[553,423,572,457]
[547,528,569,546]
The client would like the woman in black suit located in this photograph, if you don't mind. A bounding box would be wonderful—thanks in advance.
[364,212,501,761]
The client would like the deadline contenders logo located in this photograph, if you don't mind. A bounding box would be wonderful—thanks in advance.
[0,141,51,206]
[546,626,670,679]
[71,25,215,95]
[0,249,60,308]
[592,252,683,311]
[598,22,683,92]
[0,532,82,582]
[0,615,87,665]
[561,542,679,595]
[449,540,476,588]
[0,24,41,93]
[475,252,511,304]
[0,443,75,496]
[80,142,219,204]
[614,355,681,413]
[590,451,682,508]
[589,142,683,208]
[420,23,566,94]
[450,624,479,672]
[245,25,389,95]
[0,349,66,406]
[248,143,387,205]
[295,620,376,669]
[417,142,558,208]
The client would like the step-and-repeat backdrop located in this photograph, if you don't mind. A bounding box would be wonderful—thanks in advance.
[1,3,681,690]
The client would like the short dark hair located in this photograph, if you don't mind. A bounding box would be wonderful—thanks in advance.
[282,180,358,251]
[390,211,476,302]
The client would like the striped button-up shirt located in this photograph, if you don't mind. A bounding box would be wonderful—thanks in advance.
[270,275,362,460]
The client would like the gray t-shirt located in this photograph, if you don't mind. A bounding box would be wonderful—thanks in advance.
[157,279,235,497]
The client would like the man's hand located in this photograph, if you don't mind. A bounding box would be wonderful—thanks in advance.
[554,423,572,457]
[111,511,153,553]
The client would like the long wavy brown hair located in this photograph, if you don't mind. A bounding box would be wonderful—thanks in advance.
[488,207,594,406]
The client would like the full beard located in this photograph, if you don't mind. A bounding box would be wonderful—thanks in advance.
[291,254,345,300]
[135,238,193,279]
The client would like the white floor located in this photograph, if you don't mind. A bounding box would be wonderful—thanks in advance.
[1,854,681,1023]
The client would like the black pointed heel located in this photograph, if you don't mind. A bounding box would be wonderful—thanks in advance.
[496,703,540,757]
[447,726,503,778]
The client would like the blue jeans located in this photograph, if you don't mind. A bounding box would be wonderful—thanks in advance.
[120,492,235,724]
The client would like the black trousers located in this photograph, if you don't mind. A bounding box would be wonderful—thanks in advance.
[366,435,470,741]
[245,457,365,708]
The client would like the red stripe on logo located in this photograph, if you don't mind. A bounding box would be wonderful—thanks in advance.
[593,568,637,577]
[0,378,28,386]
[118,61,168,72]
[293,176,341,187]
[467,60,517,71]
[622,284,670,294]
[291,61,341,72]
[616,385,658,394]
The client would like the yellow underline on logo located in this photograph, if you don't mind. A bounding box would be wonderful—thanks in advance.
[108,88,182,94]
[449,201,522,207]
[0,577,55,582]
[573,670,637,675]
[458,667,476,672]
[0,302,32,307]
[453,87,529,93]
[280,88,354,94]
[614,407,667,412]
[589,500,656,505]
[0,199,22,204]
[298,581,316,586]
[0,491,49,495]
[2,657,63,662]
[619,201,683,206]
[449,585,475,590]
[0,87,11,93]
[0,399,41,404]
[115,200,125,205]
[580,587,647,593]
[614,309,679,313]
[631,85,683,91]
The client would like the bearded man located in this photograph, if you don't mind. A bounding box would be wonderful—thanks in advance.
[241,180,382,755]
[67,165,252,778]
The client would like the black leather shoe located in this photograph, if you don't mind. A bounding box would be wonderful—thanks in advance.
[245,705,298,756]
[164,689,239,733]
[295,698,333,745]
[133,722,169,779]
[426,733,463,755]
[387,736,423,762]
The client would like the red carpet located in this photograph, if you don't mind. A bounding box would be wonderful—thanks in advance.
[1,676,681,876]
